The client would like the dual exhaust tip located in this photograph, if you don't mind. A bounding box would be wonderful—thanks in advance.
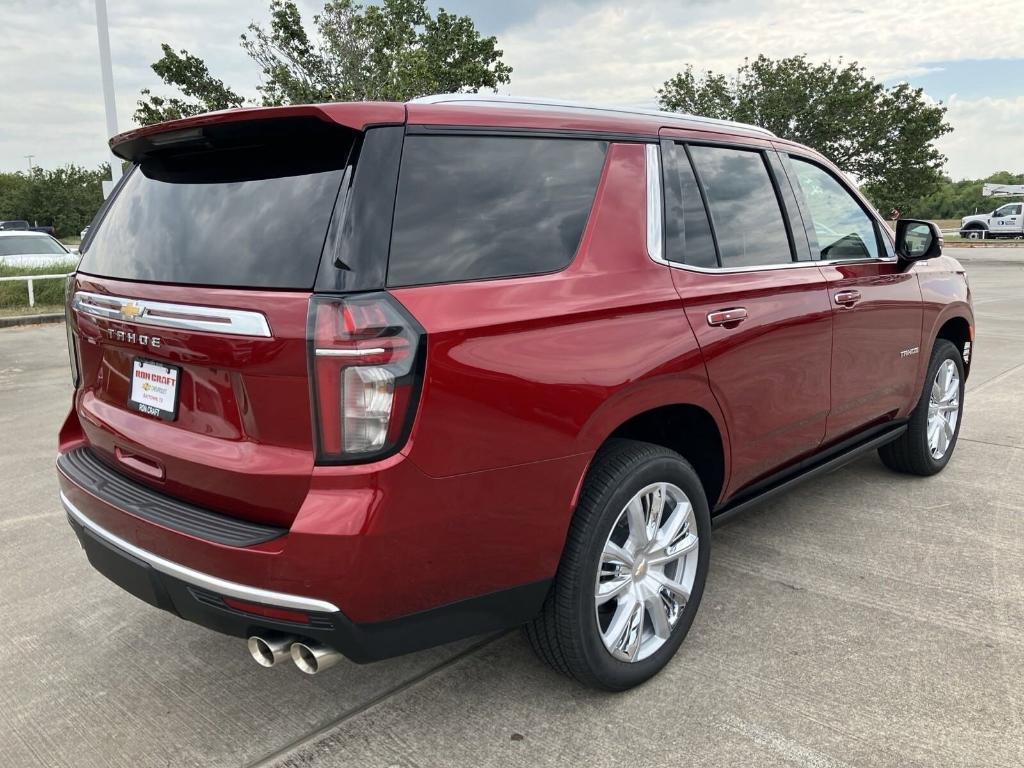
[247,635,342,675]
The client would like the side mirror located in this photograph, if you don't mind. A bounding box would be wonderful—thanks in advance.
[895,219,942,268]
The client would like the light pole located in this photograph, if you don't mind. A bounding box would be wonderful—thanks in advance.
[94,0,123,196]
[24,154,34,172]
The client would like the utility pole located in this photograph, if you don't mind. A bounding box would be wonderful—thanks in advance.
[93,0,122,197]
[24,154,34,172]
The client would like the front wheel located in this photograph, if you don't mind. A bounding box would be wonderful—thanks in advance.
[879,339,965,476]
[525,439,711,691]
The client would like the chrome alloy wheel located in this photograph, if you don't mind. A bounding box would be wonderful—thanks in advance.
[595,482,698,662]
[928,359,961,460]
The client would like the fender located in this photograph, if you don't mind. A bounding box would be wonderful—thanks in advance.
[915,255,974,385]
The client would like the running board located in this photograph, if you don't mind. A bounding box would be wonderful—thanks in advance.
[712,421,908,528]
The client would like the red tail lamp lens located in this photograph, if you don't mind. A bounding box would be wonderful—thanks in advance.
[308,293,424,463]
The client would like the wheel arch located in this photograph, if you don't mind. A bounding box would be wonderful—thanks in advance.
[573,375,731,511]
[932,313,973,378]
[603,404,727,509]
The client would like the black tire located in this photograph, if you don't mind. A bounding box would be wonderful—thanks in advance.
[524,439,711,691]
[879,339,964,476]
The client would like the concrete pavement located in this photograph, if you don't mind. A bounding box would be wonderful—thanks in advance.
[0,257,1021,767]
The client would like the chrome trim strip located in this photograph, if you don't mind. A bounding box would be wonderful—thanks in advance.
[315,348,386,358]
[645,144,663,264]
[72,291,272,338]
[60,491,340,614]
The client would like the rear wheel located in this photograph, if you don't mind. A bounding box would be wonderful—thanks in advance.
[879,339,964,476]
[525,439,711,691]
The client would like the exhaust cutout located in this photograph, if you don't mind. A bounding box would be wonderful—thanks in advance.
[247,635,295,667]
[291,641,343,675]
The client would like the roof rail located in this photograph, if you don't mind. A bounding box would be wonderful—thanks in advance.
[409,93,776,138]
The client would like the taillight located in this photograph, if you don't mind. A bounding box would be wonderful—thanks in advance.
[64,274,80,387]
[308,293,425,463]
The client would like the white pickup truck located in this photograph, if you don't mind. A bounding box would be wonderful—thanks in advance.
[960,202,1024,239]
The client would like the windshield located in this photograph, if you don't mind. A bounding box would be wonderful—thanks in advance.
[0,236,67,257]
[79,118,355,289]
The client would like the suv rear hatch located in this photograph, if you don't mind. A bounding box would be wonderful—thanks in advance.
[68,107,404,528]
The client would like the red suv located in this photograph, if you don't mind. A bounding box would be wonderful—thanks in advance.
[59,95,973,690]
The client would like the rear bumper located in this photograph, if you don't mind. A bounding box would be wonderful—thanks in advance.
[62,490,550,663]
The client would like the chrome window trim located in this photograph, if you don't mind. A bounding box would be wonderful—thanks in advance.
[644,144,899,274]
[645,144,664,264]
[72,291,272,337]
[60,491,340,614]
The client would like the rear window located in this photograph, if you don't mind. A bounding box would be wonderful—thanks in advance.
[387,136,607,287]
[79,119,353,289]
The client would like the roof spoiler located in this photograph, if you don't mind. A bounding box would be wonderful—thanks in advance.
[110,102,406,163]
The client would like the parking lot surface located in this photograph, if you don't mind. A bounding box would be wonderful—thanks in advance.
[1,252,1022,768]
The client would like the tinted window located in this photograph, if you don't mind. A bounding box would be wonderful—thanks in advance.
[80,121,352,289]
[688,145,792,268]
[662,143,718,268]
[387,136,607,287]
[789,158,879,260]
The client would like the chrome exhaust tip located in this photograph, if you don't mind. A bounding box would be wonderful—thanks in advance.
[247,635,295,668]
[290,641,342,675]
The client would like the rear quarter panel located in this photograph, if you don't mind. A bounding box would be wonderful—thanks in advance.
[390,142,725,480]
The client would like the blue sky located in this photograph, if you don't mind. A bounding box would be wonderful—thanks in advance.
[2,0,1023,180]
[887,59,1024,101]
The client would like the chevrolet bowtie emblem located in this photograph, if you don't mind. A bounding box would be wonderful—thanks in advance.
[120,302,143,319]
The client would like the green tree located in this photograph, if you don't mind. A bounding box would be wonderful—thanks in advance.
[658,55,952,213]
[135,44,246,124]
[0,165,107,237]
[135,0,511,125]
[908,171,1024,219]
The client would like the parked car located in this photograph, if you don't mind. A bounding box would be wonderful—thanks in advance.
[0,219,30,230]
[58,95,974,691]
[960,201,1024,239]
[0,230,75,268]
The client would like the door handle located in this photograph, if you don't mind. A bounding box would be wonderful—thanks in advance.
[707,307,748,327]
[834,290,862,307]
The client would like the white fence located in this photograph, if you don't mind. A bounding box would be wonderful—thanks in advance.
[0,272,71,307]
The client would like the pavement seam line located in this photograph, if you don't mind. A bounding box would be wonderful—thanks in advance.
[966,359,1024,395]
[245,631,508,768]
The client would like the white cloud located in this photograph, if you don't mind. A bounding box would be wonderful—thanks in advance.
[1,0,1022,178]
[937,95,1024,180]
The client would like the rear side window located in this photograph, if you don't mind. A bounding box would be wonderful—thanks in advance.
[79,119,353,289]
[788,157,879,260]
[387,136,607,287]
[662,142,717,268]
[688,145,792,268]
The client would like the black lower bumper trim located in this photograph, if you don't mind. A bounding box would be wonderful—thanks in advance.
[66,513,550,663]
[58,447,286,547]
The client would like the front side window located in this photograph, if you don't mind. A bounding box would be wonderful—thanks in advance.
[387,136,607,287]
[688,145,792,268]
[789,158,879,260]
[996,204,1022,216]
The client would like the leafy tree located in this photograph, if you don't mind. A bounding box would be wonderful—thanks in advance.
[0,165,108,237]
[907,171,1024,220]
[658,55,952,213]
[135,44,246,124]
[136,0,511,125]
